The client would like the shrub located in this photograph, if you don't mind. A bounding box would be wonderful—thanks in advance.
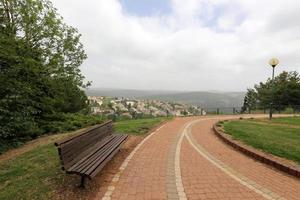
[0,113,104,154]
[282,107,294,114]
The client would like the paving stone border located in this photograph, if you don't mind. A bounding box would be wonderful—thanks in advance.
[165,120,191,200]
[165,129,180,200]
[213,123,300,179]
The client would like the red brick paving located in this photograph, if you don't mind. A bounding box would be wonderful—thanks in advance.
[109,117,193,200]
[99,116,300,200]
[181,137,264,200]
[190,117,300,200]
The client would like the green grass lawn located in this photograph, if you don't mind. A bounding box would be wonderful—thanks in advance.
[0,117,171,200]
[222,117,300,164]
[0,144,62,200]
[114,117,171,135]
[257,116,300,126]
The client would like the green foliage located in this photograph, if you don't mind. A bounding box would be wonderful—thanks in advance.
[181,110,188,116]
[223,118,300,164]
[242,71,300,112]
[282,107,294,114]
[0,113,103,153]
[38,113,103,133]
[241,88,257,113]
[0,0,90,150]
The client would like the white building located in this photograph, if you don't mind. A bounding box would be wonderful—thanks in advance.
[126,101,135,107]
[91,107,101,114]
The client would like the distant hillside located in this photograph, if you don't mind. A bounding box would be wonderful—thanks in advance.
[85,88,245,108]
[85,88,178,98]
[142,92,245,108]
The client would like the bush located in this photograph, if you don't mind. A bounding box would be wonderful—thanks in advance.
[282,107,294,114]
[0,113,104,154]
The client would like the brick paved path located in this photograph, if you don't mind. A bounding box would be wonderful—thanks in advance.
[98,116,300,200]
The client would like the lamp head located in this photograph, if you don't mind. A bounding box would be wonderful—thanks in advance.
[269,58,279,67]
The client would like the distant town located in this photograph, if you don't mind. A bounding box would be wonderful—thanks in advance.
[88,96,206,119]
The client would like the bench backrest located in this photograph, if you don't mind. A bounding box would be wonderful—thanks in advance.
[55,121,113,170]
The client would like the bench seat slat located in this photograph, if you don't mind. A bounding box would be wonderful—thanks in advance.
[76,136,123,174]
[55,121,128,186]
[62,134,116,170]
[67,135,127,177]
[59,126,112,156]
[90,138,126,177]
[67,134,119,172]
[82,135,127,176]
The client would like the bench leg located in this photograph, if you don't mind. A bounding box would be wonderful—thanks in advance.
[80,176,86,188]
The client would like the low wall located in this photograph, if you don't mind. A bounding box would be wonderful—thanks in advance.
[213,123,300,179]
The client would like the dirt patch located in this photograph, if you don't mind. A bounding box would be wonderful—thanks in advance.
[53,135,144,200]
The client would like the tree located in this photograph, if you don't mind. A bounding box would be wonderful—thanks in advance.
[181,110,188,116]
[242,71,300,112]
[241,89,257,113]
[0,0,89,144]
[255,71,300,108]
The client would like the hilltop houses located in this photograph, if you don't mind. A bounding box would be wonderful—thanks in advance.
[88,96,205,118]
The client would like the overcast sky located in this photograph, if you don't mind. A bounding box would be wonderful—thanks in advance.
[51,0,300,91]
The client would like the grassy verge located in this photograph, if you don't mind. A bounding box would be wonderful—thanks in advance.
[0,144,62,200]
[114,117,172,135]
[222,117,300,164]
[0,117,171,200]
[255,116,300,126]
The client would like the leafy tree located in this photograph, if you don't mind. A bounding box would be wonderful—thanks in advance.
[241,89,257,113]
[256,71,300,108]
[0,0,89,146]
[242,71,300,112]
[181,110,188,116]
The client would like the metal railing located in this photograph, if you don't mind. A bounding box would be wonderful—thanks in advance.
[203,105,300,115]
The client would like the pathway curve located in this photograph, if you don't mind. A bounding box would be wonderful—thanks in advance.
[97,115,300,200]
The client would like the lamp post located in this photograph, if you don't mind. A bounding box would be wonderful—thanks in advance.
[268,58,279,120]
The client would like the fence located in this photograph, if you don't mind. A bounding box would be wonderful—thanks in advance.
[203,105,300,115]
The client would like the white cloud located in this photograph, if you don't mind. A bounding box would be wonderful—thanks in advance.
[51,0,300,91]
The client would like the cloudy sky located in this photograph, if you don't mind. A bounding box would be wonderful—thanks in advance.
[51,0,300,91]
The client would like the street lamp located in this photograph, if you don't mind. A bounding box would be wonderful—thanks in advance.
[268,58,279,119]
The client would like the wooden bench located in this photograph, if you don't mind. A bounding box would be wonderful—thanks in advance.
[54,121,128,187]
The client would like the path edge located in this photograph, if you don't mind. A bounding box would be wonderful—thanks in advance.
[99,119,172,200]
[212,123,300,179]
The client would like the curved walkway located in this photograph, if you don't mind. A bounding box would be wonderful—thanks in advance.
[97,115,300,200]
